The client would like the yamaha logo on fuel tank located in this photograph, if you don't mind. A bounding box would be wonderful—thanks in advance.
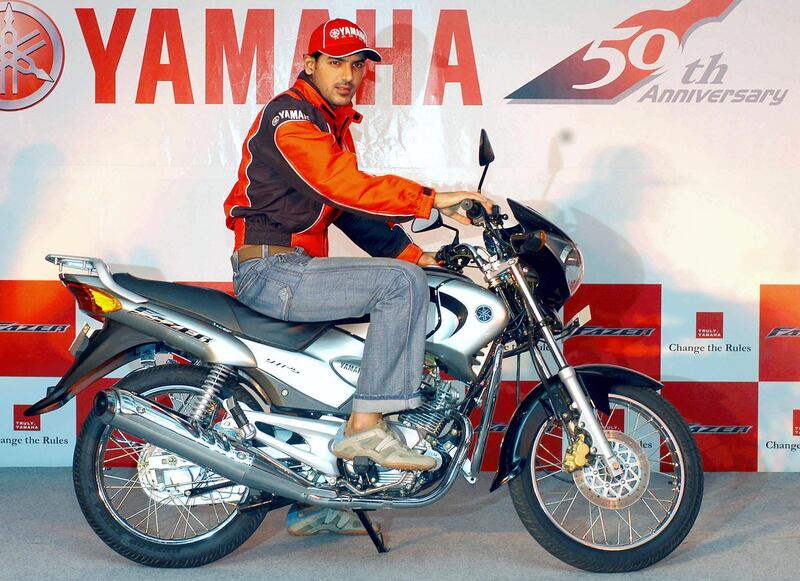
[475,305,493,323]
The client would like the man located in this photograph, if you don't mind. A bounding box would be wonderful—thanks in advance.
[224,18,490,535]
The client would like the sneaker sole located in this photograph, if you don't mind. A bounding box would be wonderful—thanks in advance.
[333,449,435,472]
[287,526,371,537]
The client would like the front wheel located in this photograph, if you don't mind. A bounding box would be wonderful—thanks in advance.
[509,385,703,573]
[73,365,268,567]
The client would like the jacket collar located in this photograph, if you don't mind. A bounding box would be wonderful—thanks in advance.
[292,72,363,127]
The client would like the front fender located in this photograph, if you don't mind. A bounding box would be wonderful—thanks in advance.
[25,320,156,416]
[489,364,662,492]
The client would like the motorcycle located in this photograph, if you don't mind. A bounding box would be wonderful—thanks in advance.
[26,131,702,572]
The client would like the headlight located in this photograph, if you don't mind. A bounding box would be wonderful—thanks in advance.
[560,244,584,295]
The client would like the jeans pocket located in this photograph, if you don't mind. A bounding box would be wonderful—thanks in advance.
[233,259,261,297]
[275,251,312,269]
[237,275,292,321]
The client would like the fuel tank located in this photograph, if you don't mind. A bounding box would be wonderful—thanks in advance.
[422,268,509,382]
[333,268,508,384]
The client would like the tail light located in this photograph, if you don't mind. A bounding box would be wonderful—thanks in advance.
[65,282,122,320]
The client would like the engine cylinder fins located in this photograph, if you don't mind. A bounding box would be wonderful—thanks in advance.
[399,380,459,436]
[399,408,448,435]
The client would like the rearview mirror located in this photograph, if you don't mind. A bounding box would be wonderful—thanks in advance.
[411,208,442,233]
[479,129,495,167]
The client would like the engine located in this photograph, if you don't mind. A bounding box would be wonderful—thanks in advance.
[397,371,465,438]
[340,366,466,493]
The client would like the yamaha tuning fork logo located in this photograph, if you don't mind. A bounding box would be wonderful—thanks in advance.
[0,1,64,111]
[475,305,493,323]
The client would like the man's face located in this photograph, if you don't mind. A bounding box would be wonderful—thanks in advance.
[304,53,367,107]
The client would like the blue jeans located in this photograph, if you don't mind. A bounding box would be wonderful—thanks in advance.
[232,248,427,413]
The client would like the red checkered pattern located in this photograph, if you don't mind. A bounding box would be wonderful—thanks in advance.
[2,280,799,471]
[662,382,758,472]
[564,284,661,380]
[0,281,75,376]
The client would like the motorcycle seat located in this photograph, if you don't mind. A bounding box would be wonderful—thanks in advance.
[112,273,330,352]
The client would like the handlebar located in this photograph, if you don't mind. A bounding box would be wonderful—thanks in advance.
[460,199,507,226]
[432,200,518,271]
[461,199,485,221]
[435,241,483,269]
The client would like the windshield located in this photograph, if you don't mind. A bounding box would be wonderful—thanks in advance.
[505,198,584,309]
[507,199,574,244]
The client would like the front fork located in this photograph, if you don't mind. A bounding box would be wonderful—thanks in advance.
[507,263,624,478]
[464,342,505,482]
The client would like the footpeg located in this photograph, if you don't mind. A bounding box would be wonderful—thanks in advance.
[353,456,374,476]
[352,456,379,488]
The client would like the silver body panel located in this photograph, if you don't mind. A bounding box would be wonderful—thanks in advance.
[426,277,509,381]
[239,274,509,410]
[241,408,344,475]
[240,330,361,409]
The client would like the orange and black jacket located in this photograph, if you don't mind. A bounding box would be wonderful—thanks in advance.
[224,72,435,263]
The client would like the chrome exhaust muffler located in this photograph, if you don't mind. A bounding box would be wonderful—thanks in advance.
[94,388,320,502]
[94,388,474,510]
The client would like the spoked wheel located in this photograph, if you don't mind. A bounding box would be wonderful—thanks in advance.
[509,386,703,573]
[73,366,268,567]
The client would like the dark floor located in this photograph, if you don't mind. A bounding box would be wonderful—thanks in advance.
[1,469,797,580]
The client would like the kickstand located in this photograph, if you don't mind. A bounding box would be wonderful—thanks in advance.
[354,509,389,553]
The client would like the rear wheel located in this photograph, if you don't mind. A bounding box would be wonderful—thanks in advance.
[509,386,703,573]
[73,365,268,567]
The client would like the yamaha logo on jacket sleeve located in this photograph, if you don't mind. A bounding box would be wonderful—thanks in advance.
[271,109,311,127]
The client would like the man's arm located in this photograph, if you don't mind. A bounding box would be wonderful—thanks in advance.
[333,212,423,264]
[268,114,434,222]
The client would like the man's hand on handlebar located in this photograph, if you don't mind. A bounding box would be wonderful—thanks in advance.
[417,252,440,267]
[434,191,493,225]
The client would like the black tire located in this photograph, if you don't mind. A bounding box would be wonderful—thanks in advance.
[509,386,703,573]
[73,365,269,568]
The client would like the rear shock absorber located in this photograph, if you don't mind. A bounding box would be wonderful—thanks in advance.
[189,364,234,424]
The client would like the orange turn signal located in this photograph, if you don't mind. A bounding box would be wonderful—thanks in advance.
[66,283,122,317]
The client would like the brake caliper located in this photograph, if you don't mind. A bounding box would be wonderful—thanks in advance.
[563,433,591,473]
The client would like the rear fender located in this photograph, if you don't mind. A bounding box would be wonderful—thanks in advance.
[25,320,157,416]
[489,364,662,492]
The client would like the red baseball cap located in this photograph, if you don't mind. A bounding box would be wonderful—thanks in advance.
[307,18,382,62]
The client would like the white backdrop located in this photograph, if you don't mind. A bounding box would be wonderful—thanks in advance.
[2,1,797,287]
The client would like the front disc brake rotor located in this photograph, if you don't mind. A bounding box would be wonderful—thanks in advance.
[573,430,650,510]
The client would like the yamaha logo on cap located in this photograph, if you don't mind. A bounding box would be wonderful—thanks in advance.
[475,305,493,323]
